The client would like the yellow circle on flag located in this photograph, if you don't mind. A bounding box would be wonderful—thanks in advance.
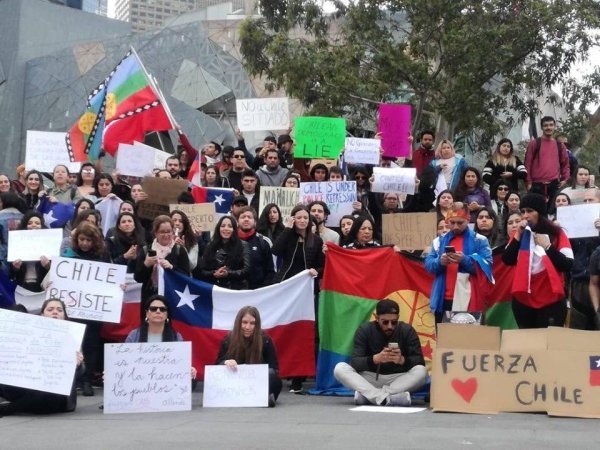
[78,112,97,134]
[105,92,117,120]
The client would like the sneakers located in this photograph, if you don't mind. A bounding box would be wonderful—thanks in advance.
[386,391,411,407]
[289,379,303,394]
[268,394,276,408]
[82,382,95,397]
[354,391,371,406]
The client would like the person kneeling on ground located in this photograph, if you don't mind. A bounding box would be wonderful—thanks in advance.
[334,299,427,406]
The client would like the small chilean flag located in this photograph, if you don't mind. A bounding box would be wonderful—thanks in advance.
[191,186,234,214]
[590,356,600,386]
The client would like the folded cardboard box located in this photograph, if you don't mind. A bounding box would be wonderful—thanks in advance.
[431,324,600,418]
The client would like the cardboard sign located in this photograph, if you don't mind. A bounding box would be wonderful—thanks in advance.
[308,158,338,171]
[382,212,438,251]
[25,130,81,172]
[169,203,217,233]
[46,257,127,323]
[137,177,189,220]
[258,187,300,218]
[293,117,346,159]
[115,143,155,177]
[0,309,85,396]
[7,228,63,261]
[372,167,417,194]
[236,97,290,132]
[557,204,600,238]
[300,181,357,226]
[378,104,411,157]
[203,364,269,407]
[104,342,192,414]
[344,138,381,165]
[431,324,600,418]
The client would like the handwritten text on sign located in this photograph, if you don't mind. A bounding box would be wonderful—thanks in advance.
[46,257,127,323]
[169,203,216,233]
[25,130,81,173]
[344,138,381,165]
[104,342,192,414]
[203,364,269,407]
[7,228,63,262]
[383,212,437,251]
[236,97,290,132]
[259,187,300,218]
[556,204,600,239]
[0,309,85,395]
[300,181,357,226]
[372,167,417,194]
[294,117,346,159]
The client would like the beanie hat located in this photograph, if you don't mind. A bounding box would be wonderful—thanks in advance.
[376,299,399,315]
[520,193,547,217]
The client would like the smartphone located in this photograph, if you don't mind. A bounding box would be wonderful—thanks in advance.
[148,250,157,257]
[388,342,399,350]
[445,246,455,253]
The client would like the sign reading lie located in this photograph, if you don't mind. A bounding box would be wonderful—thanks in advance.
[294,117,346,159]
[46,257,127,323]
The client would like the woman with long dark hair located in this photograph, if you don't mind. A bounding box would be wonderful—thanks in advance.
[197,216,250,289]
[9,212,50,292]
[170,209,205,272]
[454,166,491,222]
[217,306,282,407]
[560,165,592,205]
[502,193,573,328]
[76,163,97,198]
[257,203,285,243]
[435,190,454,221]
[338,215,355,247]
[343,215,381,249]
[106,212,145,272]
[474,207,501,248]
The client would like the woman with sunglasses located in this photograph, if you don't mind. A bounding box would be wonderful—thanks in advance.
[76,163,97,199]
[482,138,527,191]
[490,180,511,222]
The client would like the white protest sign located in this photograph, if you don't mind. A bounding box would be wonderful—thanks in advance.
[104,342,192,414]
[46,257,127,323]
[344,138,381,165]
[203,364,269,408]
[557,204,600,238]
[133,141,173,170]
[116,143,155,177]
[372,167,417,194]
[259,187,300,218]
[300,181,357,226]
[236,97,290,132]
[7,228,63,261]
[25,130,81,173]
[0,309,85,395]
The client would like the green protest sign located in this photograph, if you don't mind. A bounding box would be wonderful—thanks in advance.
[293,117,346,159]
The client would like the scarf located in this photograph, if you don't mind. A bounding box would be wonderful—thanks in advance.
[151,238,174,288]
[238,228,256,240]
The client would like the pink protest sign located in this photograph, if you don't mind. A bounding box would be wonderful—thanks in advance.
[378,104,412,157]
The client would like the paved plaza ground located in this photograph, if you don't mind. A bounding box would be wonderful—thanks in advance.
[1,382,597,450]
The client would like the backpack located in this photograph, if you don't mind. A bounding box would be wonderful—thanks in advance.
[532,137,563,168]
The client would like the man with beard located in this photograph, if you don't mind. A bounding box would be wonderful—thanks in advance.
[165,156,182,179]
[333,299,427,406]
[407,130,435,177]
[308,200,339,244]
[237,206,275,289]
[257,149,289,187]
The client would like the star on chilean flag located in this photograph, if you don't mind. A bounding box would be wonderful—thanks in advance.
[590,356,600,386]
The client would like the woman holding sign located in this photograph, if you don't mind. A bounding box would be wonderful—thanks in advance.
[217,306,282,407]
[9,212,50,292]
[0,299,84,416]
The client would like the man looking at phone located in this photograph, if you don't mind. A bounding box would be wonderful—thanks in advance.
[333,299,427,406]
[425,202,493,321]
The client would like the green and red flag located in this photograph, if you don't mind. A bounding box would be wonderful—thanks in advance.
[312,245,436,394]
[66,50,173,162]
[484,249,518,329]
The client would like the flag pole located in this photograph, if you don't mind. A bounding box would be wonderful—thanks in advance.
[129,46,178,130]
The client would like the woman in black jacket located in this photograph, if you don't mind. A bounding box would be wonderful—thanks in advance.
[197,216,250,290]
[9,212,50,292]
[106,212,145,273]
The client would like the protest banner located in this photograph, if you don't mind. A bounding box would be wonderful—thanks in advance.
[25,130,81,173]
[382,212,438,251]
[133,141,172,171]
[137,177,189,220]
[293,117,346,159]
[372,167,417,194]
[115,143,155,177]
[46,257,127,323]
[431,324,600,418]
[7,228,63,261]
[557,204,600,238]
[0,309,85,395]
[169,203,216,233]
[259,187,299,218]
[104,342,192,414]
[378,104,411,157]
[344,137,381,165]
[300,181,357,226]
[236,97,290,132]
[203,364,269,408]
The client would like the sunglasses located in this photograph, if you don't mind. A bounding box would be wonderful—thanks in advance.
[380,319,398,326]
[233,155,245,159]
[497,187,509,191]
[148,306,168,313]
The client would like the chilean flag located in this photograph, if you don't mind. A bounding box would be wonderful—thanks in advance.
[37,197,76,229]
[159,269,316,378]
[590,356,600,386]
[191,186,234,215]
[187,151,201,187]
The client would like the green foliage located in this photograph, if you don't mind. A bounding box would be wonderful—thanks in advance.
[239,0,600,147]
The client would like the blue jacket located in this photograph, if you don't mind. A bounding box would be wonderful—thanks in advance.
[430,155,467,192]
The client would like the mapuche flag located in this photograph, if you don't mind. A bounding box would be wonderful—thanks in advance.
[66,50,173,161]
[313,245,436,394]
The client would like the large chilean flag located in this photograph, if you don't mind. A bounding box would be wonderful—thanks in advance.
[159,269,315,378]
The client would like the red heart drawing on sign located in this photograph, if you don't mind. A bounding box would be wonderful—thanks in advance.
[451,377,478,403]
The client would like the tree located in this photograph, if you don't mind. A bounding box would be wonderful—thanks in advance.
[239,0,600,148]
